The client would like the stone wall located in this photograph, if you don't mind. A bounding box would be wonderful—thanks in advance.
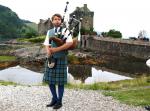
[81,35,150,59]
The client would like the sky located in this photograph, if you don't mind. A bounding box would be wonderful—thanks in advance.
[0,0,150,38]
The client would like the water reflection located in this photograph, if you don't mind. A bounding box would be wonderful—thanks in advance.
[68,65,132,84]
[85,67,132,84]
[68,65,91,82]
[0,65,43,85]
[0,65,132,85]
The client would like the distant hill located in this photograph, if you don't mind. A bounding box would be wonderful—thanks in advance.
[0,5,24,39]
[25,23,38,32]
[0,5,38,40]
[21,19,32,23]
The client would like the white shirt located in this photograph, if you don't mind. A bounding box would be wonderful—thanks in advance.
[43,27,73,46]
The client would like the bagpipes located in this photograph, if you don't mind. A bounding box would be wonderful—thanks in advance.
[47,1,82,68]
[49,1,82,50]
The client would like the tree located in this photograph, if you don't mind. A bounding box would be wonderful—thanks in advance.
[101,29,122,38]
[20,25,38,38]
[80,27,97,35]
[101,32,108,37]
[107,29,122,38]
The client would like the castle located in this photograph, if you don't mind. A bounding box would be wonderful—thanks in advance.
[38,4,94,35]
[38,18,53,35]
[70,4,94,31]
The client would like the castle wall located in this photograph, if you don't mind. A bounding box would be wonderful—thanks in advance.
[81,35,150,59]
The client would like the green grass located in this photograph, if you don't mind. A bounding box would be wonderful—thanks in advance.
[103,88,150,106]
[65,82,122,90]
[17,35,45,43]
[65,76,150,91]
[0,80,17,86]
[0,56,17,62]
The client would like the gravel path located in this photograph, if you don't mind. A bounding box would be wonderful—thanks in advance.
[0,86,145,111]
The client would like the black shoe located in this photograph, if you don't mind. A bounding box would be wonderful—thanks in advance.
[53,102,62,109]
[46,99,57,107]
[145,106,150,111]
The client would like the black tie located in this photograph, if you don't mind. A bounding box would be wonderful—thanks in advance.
[55,27,57,35]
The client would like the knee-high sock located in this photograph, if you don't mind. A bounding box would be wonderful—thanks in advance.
[49,84,57,101]
[58,85,64,102]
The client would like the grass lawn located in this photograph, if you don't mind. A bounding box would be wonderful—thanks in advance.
[0,80,17,86]
[17,36,45,43]
[103,88,150,106]
[0,56,17,62]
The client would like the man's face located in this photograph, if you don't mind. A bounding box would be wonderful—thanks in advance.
[52,16,61,27]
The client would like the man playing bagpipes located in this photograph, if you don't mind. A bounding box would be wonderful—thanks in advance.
[43,1,82,109]
[43,13,73,109]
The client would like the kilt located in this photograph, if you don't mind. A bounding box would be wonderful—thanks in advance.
[43,56,67,85]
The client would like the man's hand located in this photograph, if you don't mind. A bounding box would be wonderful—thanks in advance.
[47,48,52,56]
[49,47,58,54]
[45,46,52,56]
[49,42,73,54]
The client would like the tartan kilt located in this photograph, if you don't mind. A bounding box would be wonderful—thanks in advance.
[43,56,67,85]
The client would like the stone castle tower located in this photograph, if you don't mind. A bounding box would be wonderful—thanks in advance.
[38,4,94,35]
[38,18,53,35]
[70,4,94,30]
